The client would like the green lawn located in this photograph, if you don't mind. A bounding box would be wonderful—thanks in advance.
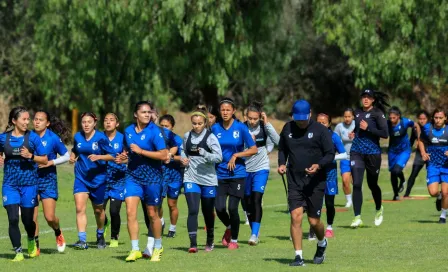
[0,164,445,272]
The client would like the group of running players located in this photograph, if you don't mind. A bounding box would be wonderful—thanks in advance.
[0,91,447,266]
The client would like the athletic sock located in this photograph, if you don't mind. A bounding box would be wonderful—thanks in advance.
[154,238,162,249]
[230,239,238,243]
[169,224,176,232]
[54,228,61,237]
[78,232,87,242]
[295,250,303,258]
[35,236,40,249]
[251,222,261,236]
[318,239,327,247]
[131,240,139,251]
[189,232,197,247]
[345,194,352,202]
[441,209,447,219]
[147,237,155,249]
[96,228,104,238]
[327,225,333,230]
[15,247,23,253]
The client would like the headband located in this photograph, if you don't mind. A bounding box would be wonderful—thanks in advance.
[191,111,208,120]
[220,99,234,105]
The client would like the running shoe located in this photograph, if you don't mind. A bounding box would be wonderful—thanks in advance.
[109,239,119,248]
[125,250,142,262]
[374,206,384,226]
[228,242,239,250]
[308,227,316,241]
[289,255,305,267]
[97,234,106,249]
[221,229,231,247]
[73,240,88,250]
[248,234,259,246]
[398,181,406,193]
[344,201,352,208]
[150,247,163,262]
[11,252,24,262]
[188,247,198,253]
[313,239,327,264]
[392,195,400,201]
[28,239,39,258]
[439,217,446,224]
[350,216,363,228]
[205,243,214,252]
[167,231,176,238]
[325,229,334,238]
[142,247,152,258]
[56,233,66,253]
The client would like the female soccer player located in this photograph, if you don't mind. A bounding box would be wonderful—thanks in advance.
[316,113,347,238]
[159,114,183,238]
[181,110,222,252]
[419,109,448,223]
[70,112,115,250]
[244,101,279,245]
[404,110,430,198]
[116,101,168,262]
[334,108,355,208]
[349,90,389,228]
[387,106,420,200]
[103,113,126,247]
[212,97,257,250]
[0,107,48,262]
[33,111,70,254]
[206,105,220,128]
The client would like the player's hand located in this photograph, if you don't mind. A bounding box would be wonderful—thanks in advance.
[251,134,256,141]
[360,120,368,130]
[0,156,4,167]
[69,155,77,164]
[261,112,269,124]
[115,151,128,164]
[422,152,430,161]
[88,154,101,162]
[305,164,320,175]
[227,154,237,171]
[130,144,143,155]
[181,158,190,166]
[348,131,355,139]
[445,151,448,157]
[278,165,286,175]
[20,147,33,159]
[38,160,55,168]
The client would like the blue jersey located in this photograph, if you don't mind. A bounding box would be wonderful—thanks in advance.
[0,131,47,186]
[327,131,346,172]
[124,123,167,185]
[421,125,448,168]
[212,120,255,179]
[72,130,115,188]
[37,129,68,190]
[351,108,389,154]
[388,117,414,154]
[106,131,127,187]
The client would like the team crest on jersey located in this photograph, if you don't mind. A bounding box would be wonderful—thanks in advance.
[77,143,81,148]
[233,131,240,139]
[187,183,193,189]
[128,134,132,138]
[351,161,355,166]
[308,133,313,139]
[2,196,7,202]
[114,143,119,149]
[141,134,146,140]
[366,113,371,118]
[42,141,47,147]
[92,142,98,150]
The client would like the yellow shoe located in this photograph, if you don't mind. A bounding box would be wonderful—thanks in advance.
[125,250,142,262]
[110,239,119,248]
[150,247,163,262]
[11,252,24,262]
[28,240,39,258]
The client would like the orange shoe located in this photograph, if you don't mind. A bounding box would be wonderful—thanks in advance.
[56,233,66,253]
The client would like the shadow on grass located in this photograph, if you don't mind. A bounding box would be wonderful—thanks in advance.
[39,248,61,255]
[171,246,190,252]
[411,220,438,224]
[274,210,290,214]
[338,226,372,229]
[267,235,290,241]
[0,253,16,260]
[264,258,314,265]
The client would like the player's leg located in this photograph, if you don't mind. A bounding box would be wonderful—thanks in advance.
[365,154,383,226]
[166,183,180,238]
[74,192,89,249]
[41,196,65,252]
[390,164,403,200]
[324,194,335,238]
[90,184,106,249]
[5,203,24,261]
[20,185,38,258]
[340,160,352,207]
[201,186,216,251]
[307,185,327,265]
[145,183,163,262]
[125,196,142,261]
[404,163,424,197]
[350,153,366,227]
[215,180,231,246]
[185,191,201,252]
[109,198,122,246]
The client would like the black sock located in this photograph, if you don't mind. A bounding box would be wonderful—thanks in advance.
[189,233,197,247]
[35,236,40,249]
[54,228,61,237]
[6,204,21,250]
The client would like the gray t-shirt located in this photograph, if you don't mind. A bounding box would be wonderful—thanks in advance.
[245,122,280,172]
[181,129,222,186]
[334,120,355,155]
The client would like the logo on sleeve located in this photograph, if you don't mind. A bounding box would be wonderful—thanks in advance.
[209,190,214,195]
[233,131,240,139]
[114,143,119,149]
[289,133,292,138]
[356,114,360,118]
[382,114,385,118]
[77,143,81,148]
[128,134,132,139]
[159,133,163,138]
[92,142,98,150]
[155,198,159,203]
[308,133,313,139]
[217,133,222,139]
[141,134,146,140]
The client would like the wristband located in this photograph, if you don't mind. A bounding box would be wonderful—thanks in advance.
[31,154,35,161]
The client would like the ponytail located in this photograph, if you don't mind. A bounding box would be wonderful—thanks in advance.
[373,91,390,114]
[35,110,72,144]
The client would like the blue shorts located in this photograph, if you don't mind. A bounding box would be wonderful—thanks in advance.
[73,178,106,205]
[244,170,270,196]
[38,189,58,201]
[184,182,217,198]
[426,166,448,185]
[104,186,125,201]
[325,168,338,195]
[124,178,162,206]
[388,150,411,171]
[2,184,38,208]
[162,181,182,200]
[340,159,351,175]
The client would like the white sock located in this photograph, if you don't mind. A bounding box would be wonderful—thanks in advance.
[441,209,447,219]
[147,237,155,249]
[318,239,327,247]
[295,250,303,258]
[230,239,237,243]
[346,194,352,202]
[160,218,165,226]
[437,193,442,200]
[169,224,176,232]
[131,240,139,251]
[327,225,333,230]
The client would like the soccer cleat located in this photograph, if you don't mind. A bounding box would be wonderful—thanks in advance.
[325,229,334,238]
[73,240,88,250]
[350,216,363,228]
[150,247,163,262]
[188,247,198,253]
[125,250,142,262]
[313,239,327,264]
[221,229,231,247]
[245,219,250,225]
[308,227,316,241]
[436,198,442,211]
[344,201,352,208]
[109,239,119,248]
[97,234,106,249]
[374,206,384,226]
[56,233,66,253]
[228,242,239,250]
[205,243,214,252]
[167,231,176,238]
[289,255,305,267]
[392,195,400,201]
[142,247,152,258]
[248,234,259,246]
[439,217,446,224]
[11,252,24,262]
[28,239,39,258]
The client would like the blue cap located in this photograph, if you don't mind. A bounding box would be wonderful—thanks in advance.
[292,100,311,121]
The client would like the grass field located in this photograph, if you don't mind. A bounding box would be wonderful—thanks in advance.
[0,163,445,272]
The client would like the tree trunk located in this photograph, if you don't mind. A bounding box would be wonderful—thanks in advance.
[412,84,435,113]
[201,85,219,106]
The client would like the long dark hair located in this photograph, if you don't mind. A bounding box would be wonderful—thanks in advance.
[134,100,154,114]
[343,107,355,116]
[416,110,430,119]
[246,101,263,118]
[159,114,176,128]
[431,108,448,126]
[4,106,28,133]
[218,97,237,122]
[372,91,390,113]
[36,110,72,144]
[388,106,401,116]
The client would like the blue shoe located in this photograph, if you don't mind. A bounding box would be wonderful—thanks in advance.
[74,240,88,250]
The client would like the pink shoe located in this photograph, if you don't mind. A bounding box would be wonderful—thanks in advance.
[325,229,334,238]
[228,242,239,250]
[205,243,214,252]
[221,229,231,247]
[188,247,198,253]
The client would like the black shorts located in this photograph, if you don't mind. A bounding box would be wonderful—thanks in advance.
[218,178,245,198]
[287,170,325,218]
